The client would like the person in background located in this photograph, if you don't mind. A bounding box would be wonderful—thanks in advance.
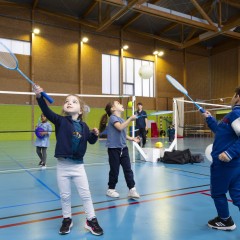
[35,113,52,168]
[99,113,108,138]
[167,125,175,142]
[105,100,140,199]
[159,129,166,137]
[202,86,240,231]
[135,102,148,147]
[33,85,103,236]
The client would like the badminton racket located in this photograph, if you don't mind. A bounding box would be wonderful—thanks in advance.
[205,144,213,162]
[137,110,173,118]
[166,74,205,113]
[0,42,54,103]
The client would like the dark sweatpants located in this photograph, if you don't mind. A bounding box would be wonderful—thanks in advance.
[108,147,135,190]
[36,146,47,164]
[136,128,147,147]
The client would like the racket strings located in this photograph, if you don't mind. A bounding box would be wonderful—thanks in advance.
[0,45,18,69]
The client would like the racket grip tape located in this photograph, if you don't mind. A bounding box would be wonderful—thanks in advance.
[41,91,54,104]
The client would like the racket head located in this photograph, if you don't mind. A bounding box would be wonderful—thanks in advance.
[166,74,188,95]
[35,127,45,139]
[205,144,213,162]
[0,42,18,70]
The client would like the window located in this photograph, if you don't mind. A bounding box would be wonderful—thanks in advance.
[102,54,154,97]
[0,38,31,55]
[102,54,119,94]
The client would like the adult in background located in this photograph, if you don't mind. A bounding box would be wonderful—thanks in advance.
[135,102,148,147]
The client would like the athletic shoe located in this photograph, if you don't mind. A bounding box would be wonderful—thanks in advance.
[106,189,119,198]
[41,164,46,169]
[128,187,140,199]
[38,161,43,166]
[208,216,236,231]
[85,217,103,236]
[59,217,73,235]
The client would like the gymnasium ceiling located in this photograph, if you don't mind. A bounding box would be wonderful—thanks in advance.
[0,0,240,51]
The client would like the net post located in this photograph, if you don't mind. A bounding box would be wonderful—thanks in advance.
[173,98,178,150]
[166,98,178,151]
[132,95,136,162]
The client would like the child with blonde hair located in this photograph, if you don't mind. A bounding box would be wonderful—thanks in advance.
[33,85,103,236]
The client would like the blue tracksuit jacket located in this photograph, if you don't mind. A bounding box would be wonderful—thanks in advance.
[206,105,240,166]
[37,96,98,160]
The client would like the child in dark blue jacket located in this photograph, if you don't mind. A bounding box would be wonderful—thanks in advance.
[33,85,103,236]
[202,86,240,231]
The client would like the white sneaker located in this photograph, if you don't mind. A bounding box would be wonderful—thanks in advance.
[41,165,47,169]
[106,189,119,198]
[128,187,140,199]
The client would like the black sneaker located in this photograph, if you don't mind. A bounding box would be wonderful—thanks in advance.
[38,161,43,166]
[59,218,73,235]
[208,216,236,231]
[85,217,103,236]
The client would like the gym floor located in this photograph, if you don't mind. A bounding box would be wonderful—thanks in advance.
[0,137,239,240]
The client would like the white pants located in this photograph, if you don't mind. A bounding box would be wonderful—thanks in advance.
[57,158,95,220]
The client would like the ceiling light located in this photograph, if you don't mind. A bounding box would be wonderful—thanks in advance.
[158,51,164,56]
[33,28,40,34]
[82,37,89,43]
[122,45,129,50]
[153,50,159,55]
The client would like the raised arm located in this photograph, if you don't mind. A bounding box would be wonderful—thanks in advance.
[113,115,137,131]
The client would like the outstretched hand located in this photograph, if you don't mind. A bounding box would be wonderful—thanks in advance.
[128,115,137,121]
[92,128,99,136]
[202,110,211,119]
[132,136,141,143]
[33,85,43,98]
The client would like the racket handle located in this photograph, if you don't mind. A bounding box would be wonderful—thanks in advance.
[199,107,205,113]
[194,101,205,113]
[41,91,54,104]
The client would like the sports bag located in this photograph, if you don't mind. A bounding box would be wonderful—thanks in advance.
[160,149,204,164]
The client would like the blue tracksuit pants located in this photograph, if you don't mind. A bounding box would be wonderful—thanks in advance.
[211,163,240,218]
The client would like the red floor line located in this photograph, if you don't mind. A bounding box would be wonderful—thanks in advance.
[201,192,233,202]
[0,189,210,229]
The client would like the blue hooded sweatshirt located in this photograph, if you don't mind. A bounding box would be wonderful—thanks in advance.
[206,105,240,166]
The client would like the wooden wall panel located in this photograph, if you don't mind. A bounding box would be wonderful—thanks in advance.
[211,48,238,99]
[157,51,184,99]
[186,53,210,100]
[0,9,31,41]
[32,26,79,93]
[0,7,239,111]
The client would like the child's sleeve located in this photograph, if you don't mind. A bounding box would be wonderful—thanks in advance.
[224,113,240,160]
[206,116,218,133]
[37,97,59,124]
[47,123,52,136]
[85,123,98,144]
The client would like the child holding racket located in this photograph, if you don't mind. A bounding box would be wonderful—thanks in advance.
[33,85,103,236]
[202,86,240,231]
[35,113,52,168]
[105,101,140,199]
